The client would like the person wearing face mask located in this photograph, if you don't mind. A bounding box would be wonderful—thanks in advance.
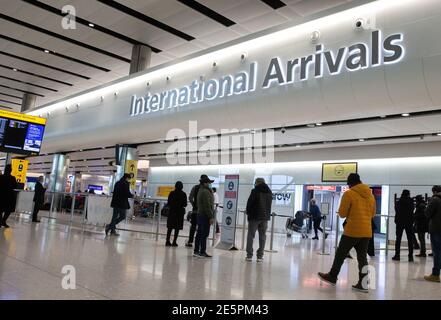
[193,175,215,258]
[245,178,273,263]
[105,173,133,236]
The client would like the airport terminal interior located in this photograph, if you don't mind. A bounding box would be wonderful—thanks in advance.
[0,0,441,300]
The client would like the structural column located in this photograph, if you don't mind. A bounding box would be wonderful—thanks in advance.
[48,154,70,212]
[129,44,152,74]
[111,145,138,192]
[20,93,37,113]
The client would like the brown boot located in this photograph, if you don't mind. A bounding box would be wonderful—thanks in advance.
[424,274,440,283]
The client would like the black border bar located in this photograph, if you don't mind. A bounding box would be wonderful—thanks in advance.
[0,13,131,63]
[260,0,287,10]
[0,64,73,86]
[22,0,161,54]
[0,34,111,72]
[177,0,236,27]
[97,0,195,41]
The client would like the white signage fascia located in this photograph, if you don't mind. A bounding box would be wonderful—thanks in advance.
[130,30,404,118]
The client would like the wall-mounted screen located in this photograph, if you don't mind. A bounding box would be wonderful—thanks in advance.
[0,110,46,156]
[322,162,358,182]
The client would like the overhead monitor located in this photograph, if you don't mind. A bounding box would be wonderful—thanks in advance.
[322,162,358,182]
[0,110,46,156]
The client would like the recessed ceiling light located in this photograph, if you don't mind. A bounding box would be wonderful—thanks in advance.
[316,123,322,126]
[401,113,410,117]
[44,49,50,53]
[88,23,95,27]
[12,68,17,72]
[437,133,441,136]
[359,138,365,142]
[295,145,301,147]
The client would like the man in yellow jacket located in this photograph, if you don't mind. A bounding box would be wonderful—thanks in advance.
[318,173,376,292]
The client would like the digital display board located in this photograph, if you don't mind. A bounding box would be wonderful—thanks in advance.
[322,162,358,182]
[0,110,46,156]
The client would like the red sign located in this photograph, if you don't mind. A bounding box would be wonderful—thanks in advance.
[224,191,237,198]
[307,185,337,192]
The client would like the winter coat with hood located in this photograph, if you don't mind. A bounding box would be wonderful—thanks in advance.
[338,183,376,238]
[246,183,273,221]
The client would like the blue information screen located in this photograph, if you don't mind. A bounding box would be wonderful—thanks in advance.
[23,124,45,153]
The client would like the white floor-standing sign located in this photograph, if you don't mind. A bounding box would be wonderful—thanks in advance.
[216,175,240,250]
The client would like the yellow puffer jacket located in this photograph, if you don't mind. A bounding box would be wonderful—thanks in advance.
[338,183,376,238]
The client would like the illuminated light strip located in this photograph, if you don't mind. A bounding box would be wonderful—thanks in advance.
[27,0,412,117]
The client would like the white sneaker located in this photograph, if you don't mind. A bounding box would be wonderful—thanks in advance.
[257,258,263,263]
[245,257,252,262]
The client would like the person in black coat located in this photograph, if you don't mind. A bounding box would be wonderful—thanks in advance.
[414,195,428,257]
[245,178,273,262]
[0,164,18,228]
[393,189,415,261]
[32,176,46,223]
[105,174,133,236]
[166,181,188,246]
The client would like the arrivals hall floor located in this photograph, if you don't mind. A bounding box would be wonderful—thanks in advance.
[0,216,438,300]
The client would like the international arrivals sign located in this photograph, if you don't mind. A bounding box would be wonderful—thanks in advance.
[130,30,404,117]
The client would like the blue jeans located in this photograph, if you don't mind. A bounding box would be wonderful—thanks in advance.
[109,208,126,232]
[194,215,210,254]
[430,233,441,276]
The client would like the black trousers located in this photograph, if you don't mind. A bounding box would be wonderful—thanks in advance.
[330,235,370,282]
[166,228,179,243]
[417,232,426,254]
[313,218,323,237]
[188,212,198,244]
[0,211,11,225]
[368,233,375,256]
[395,224,414,257]
[32,201,42,221]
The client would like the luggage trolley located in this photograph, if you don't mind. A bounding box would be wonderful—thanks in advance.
[286,210,311,238]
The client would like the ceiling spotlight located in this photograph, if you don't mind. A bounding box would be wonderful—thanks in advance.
[295,144,301,148]
[88,23,95,27]
[114,91,118,96]
[212,61,217,68]
[146,81,151,87]
[12,68,17,72]
[44,49,50,53]
[166,75,171,81]
[359,138,365,142]
[281,127,286,134]
[316,123,322,126]
[437,133,441,136]
[401,113,410,117]
[240,52,247,62]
